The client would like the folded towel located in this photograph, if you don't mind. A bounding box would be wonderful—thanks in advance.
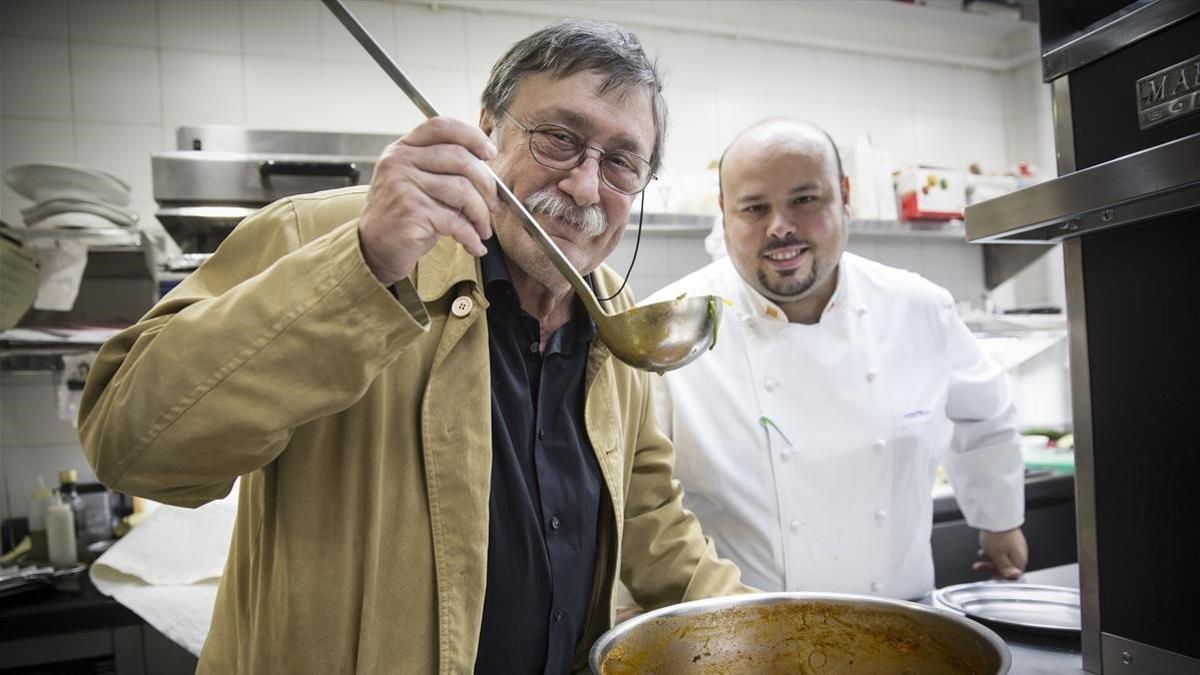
[90,493,236,656]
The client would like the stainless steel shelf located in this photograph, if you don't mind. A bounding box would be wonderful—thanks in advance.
[1041,0,1199,81]
[965,133,1200,244]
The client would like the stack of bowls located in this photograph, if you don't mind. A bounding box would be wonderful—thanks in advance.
[4,163,138,231]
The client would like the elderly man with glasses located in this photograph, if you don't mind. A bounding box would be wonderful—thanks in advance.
[79,18,750,675]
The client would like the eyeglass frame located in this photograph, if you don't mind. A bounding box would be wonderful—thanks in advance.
[498,110,657,195]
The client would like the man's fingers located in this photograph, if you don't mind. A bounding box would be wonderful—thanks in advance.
[405,144,503,213]
[400,116,497,161]
[427,201,487,257]
[417,173,493,242]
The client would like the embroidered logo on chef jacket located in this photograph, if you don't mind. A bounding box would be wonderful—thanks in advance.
[898,409,932,430]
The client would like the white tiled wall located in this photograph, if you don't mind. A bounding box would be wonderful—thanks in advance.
[1,372,100,521]
[0,1,1054,521]
[1,0,1048,228]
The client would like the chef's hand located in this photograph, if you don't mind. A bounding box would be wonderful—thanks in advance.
[358,117,503,286]
[974,527,1028,580]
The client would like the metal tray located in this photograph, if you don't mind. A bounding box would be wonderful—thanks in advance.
[934,582,1081,636]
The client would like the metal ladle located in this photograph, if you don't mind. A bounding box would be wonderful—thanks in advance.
[322,0,721,373]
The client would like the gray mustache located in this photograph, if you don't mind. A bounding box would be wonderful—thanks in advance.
[524,189,607,239]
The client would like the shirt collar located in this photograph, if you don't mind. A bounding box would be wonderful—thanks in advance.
[481,236,597,353]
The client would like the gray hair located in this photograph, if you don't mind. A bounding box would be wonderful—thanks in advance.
[481,18,668,175]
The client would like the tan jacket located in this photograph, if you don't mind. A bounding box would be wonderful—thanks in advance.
[79,186,747,674]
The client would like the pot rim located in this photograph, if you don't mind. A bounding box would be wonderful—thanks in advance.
[589,591,1012,674]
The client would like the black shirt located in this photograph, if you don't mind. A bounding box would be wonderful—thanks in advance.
[473,237,603,675]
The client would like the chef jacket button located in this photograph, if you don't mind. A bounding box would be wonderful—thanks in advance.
[529,341,540,354]
[870,581,882,593]
[554,609,565,623]
[857,307,868,317]
[450,295,473,317]
[874,508,888,522]
[866,369,878,383]
[873,439,886,453]
[780,447,793,462]
[789,520,802,532]
[550,516,560,530]
[764,378,778,392]
[537,427,546,440]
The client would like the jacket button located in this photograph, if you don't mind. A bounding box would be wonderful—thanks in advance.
[780,447,793,462]
[873,439,886,453]
[550,516,560,530]
[450,295,473,317]
[866,369,878,383]
[554,609,565,623]
[790,520,802,532]
[874,508,888,522]
[870,581,882,593]
[763,378,778,392]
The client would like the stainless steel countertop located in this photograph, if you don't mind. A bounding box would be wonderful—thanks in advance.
[925,564,1085,674]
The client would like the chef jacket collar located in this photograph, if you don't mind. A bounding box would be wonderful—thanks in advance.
[732,254,850,325]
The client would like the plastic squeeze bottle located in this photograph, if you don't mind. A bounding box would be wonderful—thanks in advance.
[47,490,78,567]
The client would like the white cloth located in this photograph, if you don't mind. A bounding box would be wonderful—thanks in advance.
[90,494,236,656]
[648,253,1023,600]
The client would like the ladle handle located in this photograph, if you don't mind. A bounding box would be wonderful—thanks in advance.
[321,0,606,319]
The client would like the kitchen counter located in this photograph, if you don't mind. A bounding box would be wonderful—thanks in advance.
[0,568,197,673]
[0,568,139,640]
[932,472,1077,588]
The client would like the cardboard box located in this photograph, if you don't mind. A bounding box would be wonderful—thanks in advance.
[896,167,965,221]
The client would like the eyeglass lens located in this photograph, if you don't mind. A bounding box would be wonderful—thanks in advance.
[528,127,649,194]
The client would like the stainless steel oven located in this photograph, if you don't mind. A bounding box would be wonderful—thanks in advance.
[152,126,397,253]
[966,2,1199,672]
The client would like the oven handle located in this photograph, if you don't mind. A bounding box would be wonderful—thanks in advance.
[259,160,361,184]
[965,133,1200,244]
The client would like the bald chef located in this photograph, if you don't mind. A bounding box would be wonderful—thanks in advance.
[648,118,1028,600]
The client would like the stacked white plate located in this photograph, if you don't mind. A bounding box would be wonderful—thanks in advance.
[4,163,138,230]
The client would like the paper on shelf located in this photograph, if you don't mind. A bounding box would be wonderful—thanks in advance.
[33,240,88,311]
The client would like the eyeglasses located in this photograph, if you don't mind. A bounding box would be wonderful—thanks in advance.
[501,110,656,195]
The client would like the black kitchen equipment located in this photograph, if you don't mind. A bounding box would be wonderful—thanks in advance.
[965,2,1200,672]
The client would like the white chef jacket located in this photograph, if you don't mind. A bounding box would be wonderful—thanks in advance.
[647,253,1024,600]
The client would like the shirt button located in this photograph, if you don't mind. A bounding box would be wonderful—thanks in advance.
[790,520,802,533]
[870,581,882,593]
[866,369,878,383]
[537,427,546,440]
[550,516,560,530]
[857,306,868,317]
[554,609,565,623]
[764,378,778,392]
[873,439,886,453]
[450,295,473,317]
[529,341,540,354]
[874,508,888,522]
[780,447,793,462]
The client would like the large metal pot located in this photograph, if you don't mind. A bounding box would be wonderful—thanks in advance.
[590,592,1010,674]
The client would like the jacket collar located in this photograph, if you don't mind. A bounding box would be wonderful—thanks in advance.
[416,234,635,315]
[416,238,483,303]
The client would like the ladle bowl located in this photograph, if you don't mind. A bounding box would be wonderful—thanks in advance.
[322,0,723,372]
[596,295,722,374]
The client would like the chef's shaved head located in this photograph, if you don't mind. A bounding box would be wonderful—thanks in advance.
[718,118,844,200]
[717,117,852,324]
